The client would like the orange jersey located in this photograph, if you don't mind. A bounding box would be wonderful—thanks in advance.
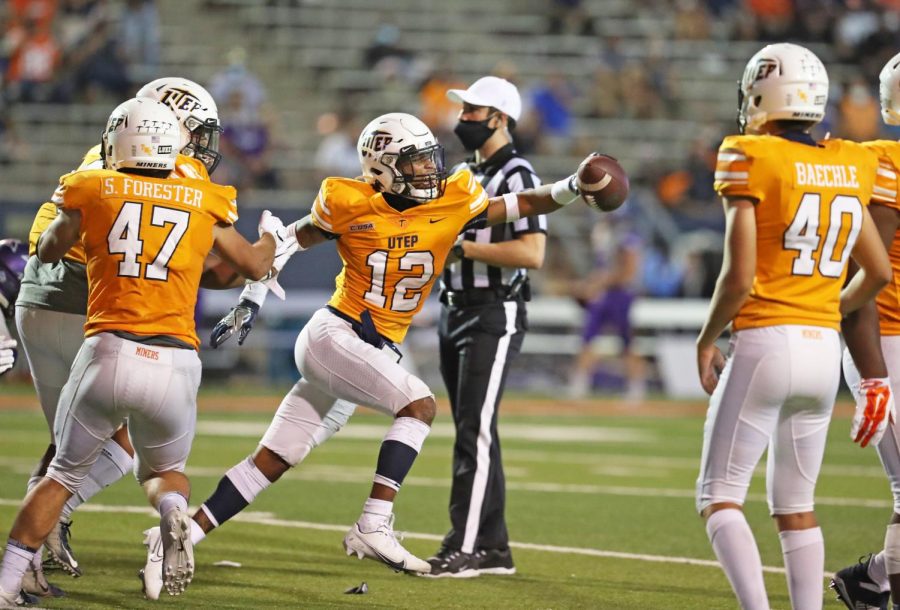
[714,134,880,331]
[865,140,900,335]
[311,170,489,342]
[53,169,237,349]
[29,145,210,263]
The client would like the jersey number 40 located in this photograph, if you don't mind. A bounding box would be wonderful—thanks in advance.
[783,193,862,278]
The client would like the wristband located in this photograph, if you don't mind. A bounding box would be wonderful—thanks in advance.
[286,220,307,251]
[502,193,521,222]
[551,174,580,206]
[240,281,269,307]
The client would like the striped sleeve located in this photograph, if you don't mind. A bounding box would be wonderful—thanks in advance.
[713,137,759,200]
[310,179,340,235]
[463,172,489,220]
[206,184,239,225]
[506,168,547,235]
[871,156,899,208]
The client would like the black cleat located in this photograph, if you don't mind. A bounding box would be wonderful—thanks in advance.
[422,547,478,579]
[473,547,516,576]
[831,554,889,610]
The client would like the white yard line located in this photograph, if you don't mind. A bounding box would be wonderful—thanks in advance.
[0,498,788,575]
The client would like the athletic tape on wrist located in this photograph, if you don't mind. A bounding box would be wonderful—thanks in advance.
[502,192,521,222]
[551,175,580,206]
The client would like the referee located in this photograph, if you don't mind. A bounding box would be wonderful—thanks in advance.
[427,76,547,577]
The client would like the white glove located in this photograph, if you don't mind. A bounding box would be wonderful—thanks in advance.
[0,337,17,377]
[257,211,298,300]
[852,377,895,448]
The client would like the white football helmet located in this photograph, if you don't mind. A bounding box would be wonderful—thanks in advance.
[104,97,180,172]
[738,43,828,134]
[880,51,900,126]
[357,113,447,202]
[136,77,222,173]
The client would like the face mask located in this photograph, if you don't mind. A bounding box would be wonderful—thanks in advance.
[454,118,496,151]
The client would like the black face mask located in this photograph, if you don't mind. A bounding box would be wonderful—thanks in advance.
[454,118,496,151]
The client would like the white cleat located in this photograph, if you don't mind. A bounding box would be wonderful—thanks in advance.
[160,508,194,596]
[0,586,38,609]
[22,552,65,598]
[45,519,81,577]
[342,514,431,575]
[138,526,163,600]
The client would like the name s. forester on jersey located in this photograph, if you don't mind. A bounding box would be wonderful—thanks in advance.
[103,176,205,208]
[795,162,860,188]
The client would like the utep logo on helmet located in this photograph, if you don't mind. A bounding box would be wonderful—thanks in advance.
[158,87,203,113]
[753,58,778,83]
[363,132,393,153]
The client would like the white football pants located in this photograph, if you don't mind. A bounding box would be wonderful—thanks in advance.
[696,325,841,515]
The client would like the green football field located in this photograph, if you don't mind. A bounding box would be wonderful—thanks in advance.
[0,394,891,609]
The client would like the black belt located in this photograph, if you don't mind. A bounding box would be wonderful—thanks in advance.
[326,306,402,361]
[440,288,521,308]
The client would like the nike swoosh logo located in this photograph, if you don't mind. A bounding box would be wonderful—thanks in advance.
[429,218,447,224]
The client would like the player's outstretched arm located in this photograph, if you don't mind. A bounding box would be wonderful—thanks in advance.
[484,183,567,227]
[210,214,329,348]
[212,223,276,282]
[695,197,757,395]
[841,206,892,316]
[36,208,82,263]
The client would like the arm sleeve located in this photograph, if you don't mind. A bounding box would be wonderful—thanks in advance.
[52,173,92,211]
[871,151,899,209]
[206,184,239,225]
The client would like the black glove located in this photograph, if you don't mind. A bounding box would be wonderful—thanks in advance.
[210,299,260,348]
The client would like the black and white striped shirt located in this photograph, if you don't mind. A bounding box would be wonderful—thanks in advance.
[442,145,547,291]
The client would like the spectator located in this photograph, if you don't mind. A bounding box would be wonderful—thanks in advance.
[838,78,881,142]
[5,16,60,102]
[313,109,361,180]
[117,0,160,87]
[208,47,267,115]
[524,71,576,154]
[215,87,280,190]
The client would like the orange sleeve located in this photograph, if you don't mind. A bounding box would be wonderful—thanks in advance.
[864,143,900,209]
[28,202,59,256]
[445,169,489,221]
[310,178,342,235]
[203,183,239,225]
[53,172,95,211]
[713,136,764,202]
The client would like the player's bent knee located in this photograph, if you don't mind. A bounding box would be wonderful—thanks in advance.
[252,446,292,482]
[772,511,817,531]
[44,466,84,495]
[397,396,436,426]
[700,501,743,520]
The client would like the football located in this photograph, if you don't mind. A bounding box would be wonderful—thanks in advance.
[576,154,630,212]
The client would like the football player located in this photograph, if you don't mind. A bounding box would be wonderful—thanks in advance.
[137,112,597,595]
[0,239,27,379]
[14,77,223,582]
[831,51,900,610]
[0,96,285,607]
[695,43,892,610]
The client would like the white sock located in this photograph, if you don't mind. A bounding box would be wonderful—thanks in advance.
[190,519,206,546]
[62,438,133,520]
[869,549,890,591]
[706,509,769,610]
[358,498,393,532]
[778,527,824,610]
[157,492,188,516]
[0,542,35,594]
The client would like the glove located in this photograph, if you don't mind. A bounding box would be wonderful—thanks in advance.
[209,299,260,348]
[257,211,298,300]
[0,337,17,377]
[852,377,895,448]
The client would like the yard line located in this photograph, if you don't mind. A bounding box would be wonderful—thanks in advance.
[0,458,891,509]
[196,420,653,444]
[0,498,787,575]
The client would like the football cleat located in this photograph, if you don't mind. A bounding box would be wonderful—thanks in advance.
[21,554,65,598]
[0,587,38,608]
[422,547,478,579]
[160,508,193,596]
[472,547,516,576]
[45,519,81,577]
[342,514,431,574]
[831,554,890,610]
[138,526,163,600]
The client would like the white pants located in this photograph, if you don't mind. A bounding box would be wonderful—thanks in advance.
[843,336,900,514]
[46,333,201,491]
[15,307,86,441]
[696,325,841,515]
[260,307,432,466]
